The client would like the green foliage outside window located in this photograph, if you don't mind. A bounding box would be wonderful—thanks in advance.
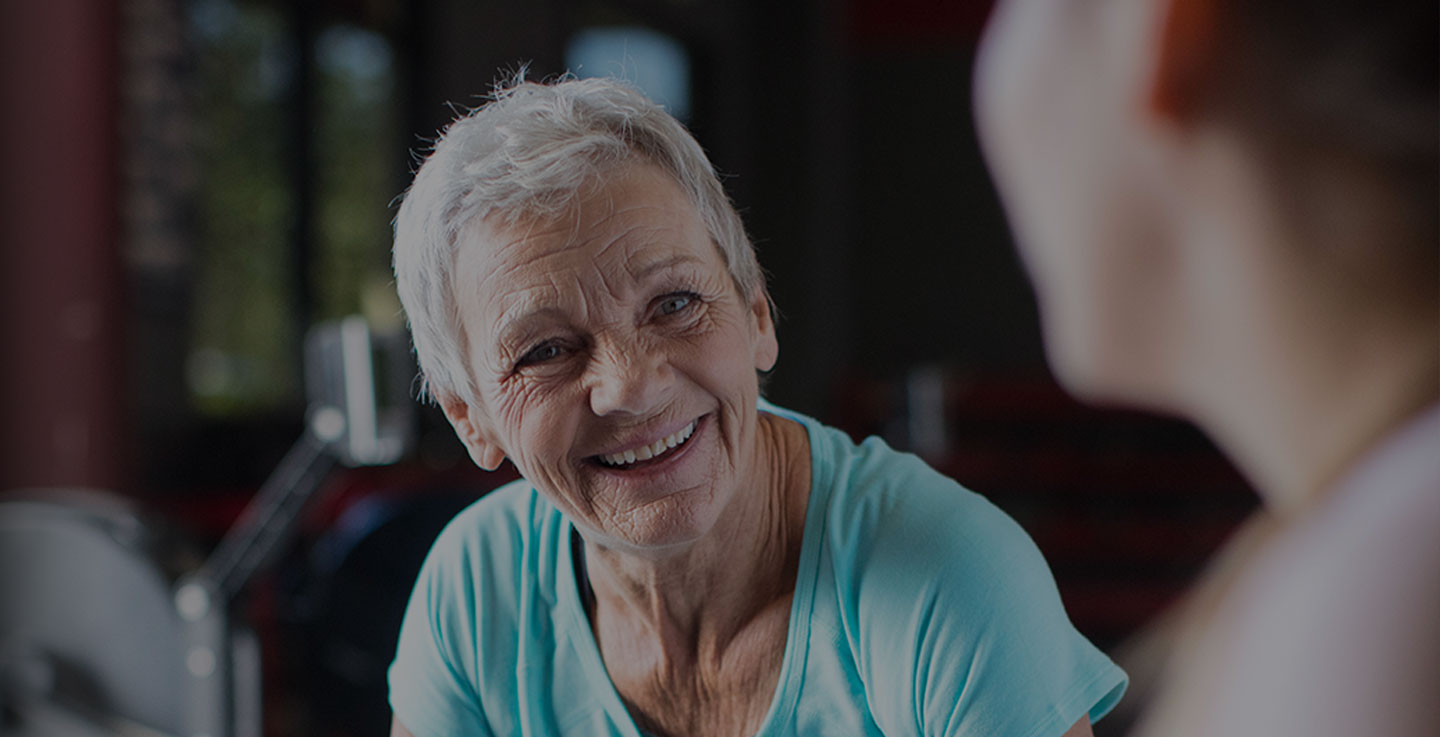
[187,0,399,416]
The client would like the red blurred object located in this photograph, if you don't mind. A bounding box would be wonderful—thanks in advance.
[0,0,128,492]
[846,0,995,49]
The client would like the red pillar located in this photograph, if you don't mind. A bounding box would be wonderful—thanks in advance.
[1,0,127,491]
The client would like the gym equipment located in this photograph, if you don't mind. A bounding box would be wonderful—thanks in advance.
[0,316,414,737]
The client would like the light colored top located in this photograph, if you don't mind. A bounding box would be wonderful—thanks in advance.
[389,403,1127,736]
[1137,403,1440,736]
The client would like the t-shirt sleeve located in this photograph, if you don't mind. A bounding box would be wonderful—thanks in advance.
[387,515,494,737]
[842,446,1127,737]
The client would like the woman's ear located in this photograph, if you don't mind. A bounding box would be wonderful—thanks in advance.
[438,394,507,471]
[750,289,779,373]
[1148,0,1223,122]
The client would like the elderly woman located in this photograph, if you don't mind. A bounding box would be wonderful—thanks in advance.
[975,0,1437,735]
[387,75,1125,737]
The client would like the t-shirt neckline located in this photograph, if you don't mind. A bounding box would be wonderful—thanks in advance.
[554,405,829,737]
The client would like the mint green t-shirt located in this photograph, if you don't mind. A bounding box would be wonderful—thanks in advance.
[389,403,1126,736]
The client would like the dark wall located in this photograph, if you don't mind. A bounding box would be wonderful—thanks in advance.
[848,48,1041,377]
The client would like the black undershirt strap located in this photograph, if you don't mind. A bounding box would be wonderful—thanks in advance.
[571,527,597,619]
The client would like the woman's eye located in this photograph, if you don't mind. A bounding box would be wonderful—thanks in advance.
[657,292,696,316]
[517,342,565,367]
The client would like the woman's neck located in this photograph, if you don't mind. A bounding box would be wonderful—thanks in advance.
[582,411,811,656]
[1173,137,1440,516]
[1211,327,1438,517]
[1180,212,1438,514]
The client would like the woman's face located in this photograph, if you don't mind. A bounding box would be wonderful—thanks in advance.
[974,0,1182,404]
[447,163,777,553]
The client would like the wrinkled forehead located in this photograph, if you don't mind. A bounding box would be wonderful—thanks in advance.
[450,164,722,326]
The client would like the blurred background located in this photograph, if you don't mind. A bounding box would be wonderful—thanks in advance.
[1,0,1257,735]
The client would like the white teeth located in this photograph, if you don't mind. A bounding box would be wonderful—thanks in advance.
[598,420,697,467]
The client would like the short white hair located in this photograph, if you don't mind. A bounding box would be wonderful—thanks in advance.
[393,72,763,405]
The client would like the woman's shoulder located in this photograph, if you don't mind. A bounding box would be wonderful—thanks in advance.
[785,411,1058,615]
[428,479,547,552]
[763,400,953,500]
[416,479,562,602]
[390,480,563,736]
[761,401,1023,555]
[762,401,1045,596]
[807,424,1025,559]
[784,409,1126,733]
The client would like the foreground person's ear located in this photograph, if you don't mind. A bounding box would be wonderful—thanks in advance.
[1149,0,1222,122]
[438,393,507,471]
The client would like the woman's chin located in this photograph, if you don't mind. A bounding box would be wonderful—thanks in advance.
[587,490,726,555]
[1047,331,1185,416]
[641,516,725,551]
[1048,344,1116,402]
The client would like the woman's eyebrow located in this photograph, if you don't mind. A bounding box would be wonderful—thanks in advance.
[630,253,702,280]
[495,305,567,351]
[491,254,702,349]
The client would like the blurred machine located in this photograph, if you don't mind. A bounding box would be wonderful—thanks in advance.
[0,317,414,737]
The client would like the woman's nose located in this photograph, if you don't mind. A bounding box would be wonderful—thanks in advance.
[587,341,674,417]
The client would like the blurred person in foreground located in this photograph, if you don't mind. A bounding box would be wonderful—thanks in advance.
[384,74,1126,737]
[974,0,1437,735]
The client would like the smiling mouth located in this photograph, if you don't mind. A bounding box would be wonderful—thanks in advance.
[593,419,698,469]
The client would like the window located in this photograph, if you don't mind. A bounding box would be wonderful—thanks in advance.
[186,0,400,417]
[566,26,692,123]
[188,0,298,414]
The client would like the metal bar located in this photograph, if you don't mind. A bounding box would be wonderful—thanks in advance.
[198,431,335,601]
